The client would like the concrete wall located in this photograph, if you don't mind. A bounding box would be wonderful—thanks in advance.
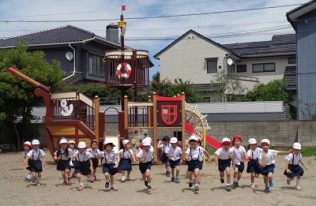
[103,121,316,146]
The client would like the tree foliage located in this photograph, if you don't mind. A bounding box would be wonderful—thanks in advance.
[150,72,202,103]
[0,43,64,147]
[243,80,291,104]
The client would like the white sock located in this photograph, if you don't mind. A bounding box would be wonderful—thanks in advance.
[296,178,301,187]
[234,176,237,182]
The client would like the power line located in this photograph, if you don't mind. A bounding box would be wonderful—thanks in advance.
[0,3,303,23]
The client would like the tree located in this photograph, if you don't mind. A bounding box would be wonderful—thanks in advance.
[150,72,202,103]
[243,80,291,104]
[0,43,64,148]
[210,70,245,102]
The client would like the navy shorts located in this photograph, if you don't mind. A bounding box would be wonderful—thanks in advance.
[102,163,117,175]
[57,159,70,171]
[91,158,99,169]
[118,159,132,171]
[187,160,203,171]
[161,153,169,164]
[284,165,304,178]
[26,159,31,171]
[234,162,245,173]
[29,160,43,173]
[261,164,275,176]
[75,161,91,176]
[139,161,152,174]
[247,159,261,174]
[169,159,180,169]
[218,159,231,172]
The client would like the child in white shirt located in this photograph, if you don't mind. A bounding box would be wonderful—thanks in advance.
[167,137,182,183]
[158,136,171,177]
[215,137,233,191]
[102,140,119,191]
[118,139,136,182]
[284,142,307,190]
[87,139,101,181]
[54,138,72,185]
[245,138,262,190]
[231,135,246,189]
[259,139,278,193]
[26,139,45,185]
[22,141,32,181]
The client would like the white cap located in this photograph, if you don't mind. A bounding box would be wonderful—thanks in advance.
[189,135,199,142]
[78,141,87,149]
[31,139,40,145]
[59,138,68,144]
[68,140,75,144]
[261,139,270,145]
[221,137,231,144]
[103,139,115,146]
[144,136,152,143]
[293,142,301,150]
[122,139,130,145]
[248,138,257,145]
[23,141,31,146]
[170,137,178,144]
[142,138,151,146]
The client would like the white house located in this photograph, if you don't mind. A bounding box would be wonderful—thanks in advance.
[154,30,296,102]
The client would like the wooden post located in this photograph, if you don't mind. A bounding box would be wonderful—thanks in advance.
[94,96,100,142]
[147,95,152,127]
[152,92,158,159]
[124,95,128,129]
[181,92,186,158]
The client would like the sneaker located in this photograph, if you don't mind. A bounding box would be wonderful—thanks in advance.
[174,177,180,184]
[287,178,291,185]
[232,181,238,189]
[111,187,118,191]
[144,181,148,187]
[251,184,256,190]
[194,184,199,191]
[166,171,171,177]
[147,184,152,190]
[220,178,224,184]
[269,180,274,187]
[189,181,193,188]
[226,184,231,192]
[121,177,126,182]
[264,187,270,193]
[105,182,109,188]
[296,186,302,190]
[171,176,175,182]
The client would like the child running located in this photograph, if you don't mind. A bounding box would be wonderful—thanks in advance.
[137,137,155,190]
[259,139,278,193]
[26,139,45,185]
[158,136,171,177]
[54,138,72,185]
[167,137,182,183]
[118,139,136,182]
[101,139,119,191]
[72,141,93,191]
[215,137,233,191]
[68,140,77,178]
[246,138,262,190]
[185,135,210,192]
[284,142,307,190]
[231,135,246,189]
[87,139,101,181]
[23,141,32,181]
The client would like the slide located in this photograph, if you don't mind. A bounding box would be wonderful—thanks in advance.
[185,122,221,149]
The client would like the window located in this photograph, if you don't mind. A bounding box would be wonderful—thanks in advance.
[236,64,247,73]
[288,56,296,64]
[88,53,104,77]
[252,63,275,73]
[203,97,211,102]
[206,58,218,73]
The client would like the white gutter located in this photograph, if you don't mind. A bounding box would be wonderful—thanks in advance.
[63,37,96,81]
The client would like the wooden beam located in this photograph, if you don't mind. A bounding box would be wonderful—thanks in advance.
[152,92,158,159]
[94,96,100,141]
[124,95,128,129]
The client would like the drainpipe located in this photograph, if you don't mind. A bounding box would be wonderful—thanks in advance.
[63,37,96,81]
[63,43,76,81]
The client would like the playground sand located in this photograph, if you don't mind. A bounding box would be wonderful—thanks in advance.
[1,152,316,206]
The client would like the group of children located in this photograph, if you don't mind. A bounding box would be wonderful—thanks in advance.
[22,134,307,193]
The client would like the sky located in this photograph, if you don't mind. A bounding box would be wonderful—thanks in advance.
[0,0,310,76]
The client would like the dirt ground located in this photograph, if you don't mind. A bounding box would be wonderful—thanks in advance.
[0,151,315,206]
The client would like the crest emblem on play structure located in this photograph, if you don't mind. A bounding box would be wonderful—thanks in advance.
[60,99,74,116]
[160,105,178,126]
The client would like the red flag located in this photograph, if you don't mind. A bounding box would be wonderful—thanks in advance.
[121,5,126,11]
